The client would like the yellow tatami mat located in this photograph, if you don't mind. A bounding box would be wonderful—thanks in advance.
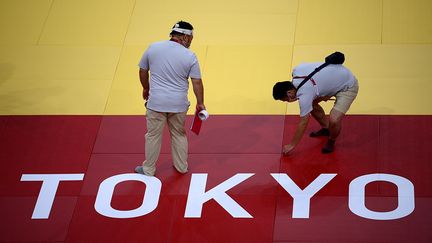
[103,45,148,115]
[0,78,112,114]
[382,0,432,43]
[0,46,120,80]
[0,46,121,114]
[0,0,431,115]
[0,0,52,45]
[125,0,298,45]
[39,0,135,45]
[130,0,298,14]
[200,45,292,114]
[126,13,297,46]
[295,0,383,44]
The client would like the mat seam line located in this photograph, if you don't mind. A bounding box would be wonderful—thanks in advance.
[102,0,137,115]
[36,0,55,45]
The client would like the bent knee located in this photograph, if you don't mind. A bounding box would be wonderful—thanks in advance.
[329,109,344,123]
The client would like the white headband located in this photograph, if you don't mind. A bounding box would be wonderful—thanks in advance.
[172,27,193,36]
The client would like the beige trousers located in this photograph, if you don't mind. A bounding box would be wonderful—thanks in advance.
[142,109,188,176]
[334,79,359,114]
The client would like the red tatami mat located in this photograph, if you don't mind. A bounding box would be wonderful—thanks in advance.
[1,115,431,242]
[93,115,286,154]
[378,116,432,196]
[0,116,101,197]
[80,153,281,196]
[0,196,78,242]
[273,196,432,242]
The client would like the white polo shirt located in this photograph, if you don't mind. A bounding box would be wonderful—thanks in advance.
[292,62,357,117]
[138,40,201,113]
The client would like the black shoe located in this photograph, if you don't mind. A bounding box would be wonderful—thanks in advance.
[310,128,330,137]
[322,139,335,154]
[135,166,145,174]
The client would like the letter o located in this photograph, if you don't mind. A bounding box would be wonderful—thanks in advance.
[95,173,161,218]
[349,173,414,220]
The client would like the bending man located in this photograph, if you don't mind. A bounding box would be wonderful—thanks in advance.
[273,61,359,154]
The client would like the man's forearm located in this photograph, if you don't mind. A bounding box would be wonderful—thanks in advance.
[139,69,149,90]
[290,116,309,146]
[191,78,204,105]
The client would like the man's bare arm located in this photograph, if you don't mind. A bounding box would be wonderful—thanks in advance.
[139,68,149,100]
[191,78,205,110]
[283,115,310,154]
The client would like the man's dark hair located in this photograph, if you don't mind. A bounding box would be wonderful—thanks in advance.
[170,21,194,36]
[273,81,296,100]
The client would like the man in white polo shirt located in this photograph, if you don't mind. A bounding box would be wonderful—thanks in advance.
[273,62,359,154]
[135,21,205,176]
